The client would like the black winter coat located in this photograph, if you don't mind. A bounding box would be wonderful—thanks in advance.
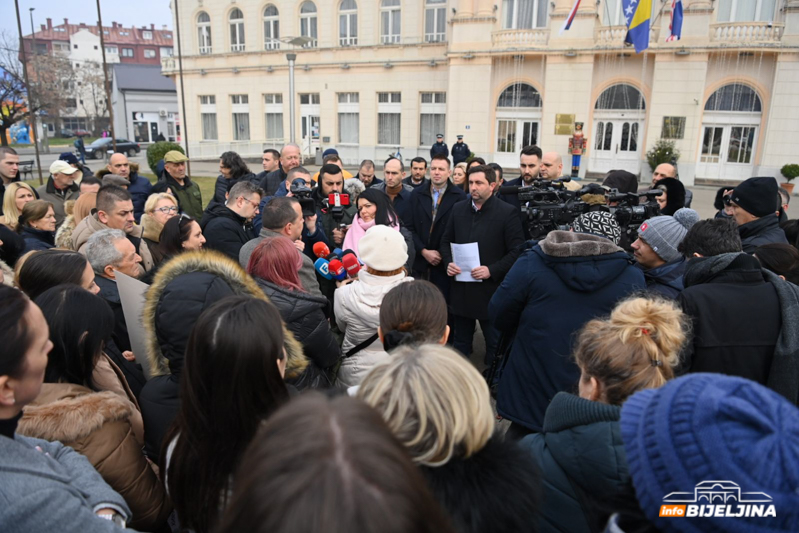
[420,436,539,533]
[520,393,652,533]
[408,182,467,273]
[451,142,470,165]
[257,279,341,372]
[678,253,781,384]
[739,215,788,253]
[20,226,55,252]
[441,196,525,320]
[200,203,256,260]
[491,231,646,431]
[638,257,686,299]
[259,168,286,196]
[0,222,25,266]
[213,172,260,204]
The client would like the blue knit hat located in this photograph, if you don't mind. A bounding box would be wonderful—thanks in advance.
[620,373,799,532]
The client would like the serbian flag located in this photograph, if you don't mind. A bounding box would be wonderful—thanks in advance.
[666,0,684,42]
[623,0,653,54]
[559,0,582,35]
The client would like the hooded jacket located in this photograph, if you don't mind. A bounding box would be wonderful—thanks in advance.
[36,176,80,228]
[96,163,152,222]
[491,231,646,431]
[200,202,256,260]
[638,257,686,299]
[520,393,649,533]
[72,213,154,273]
[138,251,308,460]
[18,383,171,531]
[334,270,414,388]
[738,215,788,253]
[420,436,540,533]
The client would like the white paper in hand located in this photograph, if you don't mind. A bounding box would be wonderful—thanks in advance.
[451,242,482,282]
[115,271,153,379]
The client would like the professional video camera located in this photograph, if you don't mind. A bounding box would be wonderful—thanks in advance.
[290,178,316,216]
[607,189,663,245]
[326,192,350,224]
[499,177,591,240]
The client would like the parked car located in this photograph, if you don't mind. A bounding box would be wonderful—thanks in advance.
[84,138,141,159]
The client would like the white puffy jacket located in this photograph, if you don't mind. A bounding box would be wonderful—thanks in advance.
[334,270,413,388]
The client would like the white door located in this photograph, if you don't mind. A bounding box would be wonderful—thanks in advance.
[697,124,757,181]
[590,119,643,174]
[494,118,540,169]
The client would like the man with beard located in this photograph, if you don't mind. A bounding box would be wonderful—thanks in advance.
[500,145,543,238]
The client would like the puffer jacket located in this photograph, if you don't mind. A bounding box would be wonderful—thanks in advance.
[18,383,172,531]
[257,278,341,375]
[520,392,649,533]
[491,231,646,432]
[138,250,308,461]
[200,202,256,261]
[638,257,687,299]
[334,270,414,388]
[72,213,154,273]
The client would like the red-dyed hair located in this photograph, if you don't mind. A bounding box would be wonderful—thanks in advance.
[247,236,305,292]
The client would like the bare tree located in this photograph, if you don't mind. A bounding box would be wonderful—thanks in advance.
[76,62,109,134]
[0,31,75,146]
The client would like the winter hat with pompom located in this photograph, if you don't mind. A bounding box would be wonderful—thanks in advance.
[637,208,700,262]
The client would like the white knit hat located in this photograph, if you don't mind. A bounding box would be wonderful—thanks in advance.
[358,225,407,271]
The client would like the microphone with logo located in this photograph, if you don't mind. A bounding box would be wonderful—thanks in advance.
[312,242,330,259]
[341,250,361,278]
[328,258,348,281]
[313,257,333,280]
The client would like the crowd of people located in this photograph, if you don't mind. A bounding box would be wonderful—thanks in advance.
[1,141,799,533]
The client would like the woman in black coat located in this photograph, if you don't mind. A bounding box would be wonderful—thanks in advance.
[18,200,56,252]
[247,236,341,388]
[654,177,686,216]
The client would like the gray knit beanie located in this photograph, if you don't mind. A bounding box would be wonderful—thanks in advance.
[637,208,700,262]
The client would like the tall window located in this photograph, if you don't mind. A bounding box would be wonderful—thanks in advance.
[717,0,776,22]
[264,5,280,50]
[377,92,401,146]
[197,12,212,54]
[419,92,446,146]
[338,93,359,144]
[300,2,318,47]
[200,95,218,140]
[339,0,358,46]
[231,94,250,141]
[265,94,284,140]
[502,0,547,29]
[380,0,401,44]
[425,0,446,43]
[229,9,245,52]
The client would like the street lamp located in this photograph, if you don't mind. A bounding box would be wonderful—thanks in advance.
[265,36,313,144]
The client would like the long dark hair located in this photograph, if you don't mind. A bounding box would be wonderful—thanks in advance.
[164,296,290,533]
[34,285,114,390]
[17,250,89,300]
[0,286,33,378]
[217,394,455,533]
[220,151,251,180]
[159,214,196,257]
[358,188,398,227]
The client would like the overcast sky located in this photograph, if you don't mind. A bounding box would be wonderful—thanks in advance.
[3,0,173,40]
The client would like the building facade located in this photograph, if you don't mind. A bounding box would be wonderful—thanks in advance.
[111,64,180,145]
[162,0,799,185]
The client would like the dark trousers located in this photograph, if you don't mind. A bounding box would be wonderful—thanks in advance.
[453,315,498,364]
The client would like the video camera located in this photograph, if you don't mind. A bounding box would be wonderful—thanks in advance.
[290,178,316,217]
[607,189,663,245]
[326,192,350,224]
[499,177,592,240]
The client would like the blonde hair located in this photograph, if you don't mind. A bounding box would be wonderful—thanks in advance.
[357,344,494,467]
[144,192,177,214]
[574,296,689,406]
[1,182,36,230]
[454,162,468,173]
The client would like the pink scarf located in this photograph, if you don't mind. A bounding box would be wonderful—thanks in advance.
[343,215,399,258]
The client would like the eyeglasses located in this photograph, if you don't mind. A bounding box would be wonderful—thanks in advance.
[239,196,260,210]
[155,206,179,214]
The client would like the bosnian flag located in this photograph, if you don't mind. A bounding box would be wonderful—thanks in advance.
[559,0,583,35]
[666,0,684,42]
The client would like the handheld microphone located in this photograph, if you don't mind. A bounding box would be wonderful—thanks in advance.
[313,258,333,280]
[312,242,331,259]
[332,247,344,259]
[341,253,361,277]
[328,259,347,280]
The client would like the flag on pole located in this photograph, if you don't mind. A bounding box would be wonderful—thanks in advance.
[623,0,653,54]
[666,0,684,42]
[559,0,583,35]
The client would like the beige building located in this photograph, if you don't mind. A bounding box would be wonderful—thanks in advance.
[162,0,799,185]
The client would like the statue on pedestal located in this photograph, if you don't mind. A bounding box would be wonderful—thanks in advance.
[568,122,587,178]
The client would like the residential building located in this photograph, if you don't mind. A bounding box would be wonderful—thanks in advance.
[161,0,799,185]
[111,64,179,145]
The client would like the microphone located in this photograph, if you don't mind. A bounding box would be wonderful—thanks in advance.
[328,259,347,280]
[313,242,330,259]
[341,253,361,277]
[313,258,333,280]
[332,247,344,259]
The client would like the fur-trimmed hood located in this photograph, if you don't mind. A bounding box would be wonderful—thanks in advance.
[19,383,133,443]
[540,230,623,258]
[95,162,140,179]
[143,250,308,379]
[141,212,163,242]
[0,258,13,286]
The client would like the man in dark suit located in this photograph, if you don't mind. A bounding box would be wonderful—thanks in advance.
[500,144,543,239]
[409,154,467,302]
[441,164,525,363]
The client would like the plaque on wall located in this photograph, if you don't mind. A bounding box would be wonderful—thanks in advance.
[555,114,576,135]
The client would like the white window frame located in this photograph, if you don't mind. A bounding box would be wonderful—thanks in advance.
[717,0,777,22]
[265,93,284,141]
[199,95,218,141]
[160,47,174,57]
[338,93,360,144]
[377,92,401,146]
[142,30,153,40]
[198,12,212,55]
[339,0,358,47]
[143,49,156,59]
[425,0,447,43]
[381,0,401,44]
[229,8,246,52]
[419,92,446,146]
[231,94,250,141]
[300,2,318,48]
[264,5,280,50]
[502,0,548,29]
[121,48,134,58]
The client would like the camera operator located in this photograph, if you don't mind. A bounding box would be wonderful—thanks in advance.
[312,163,356,247]
[540,152,581,191]
[490,211,645,439]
